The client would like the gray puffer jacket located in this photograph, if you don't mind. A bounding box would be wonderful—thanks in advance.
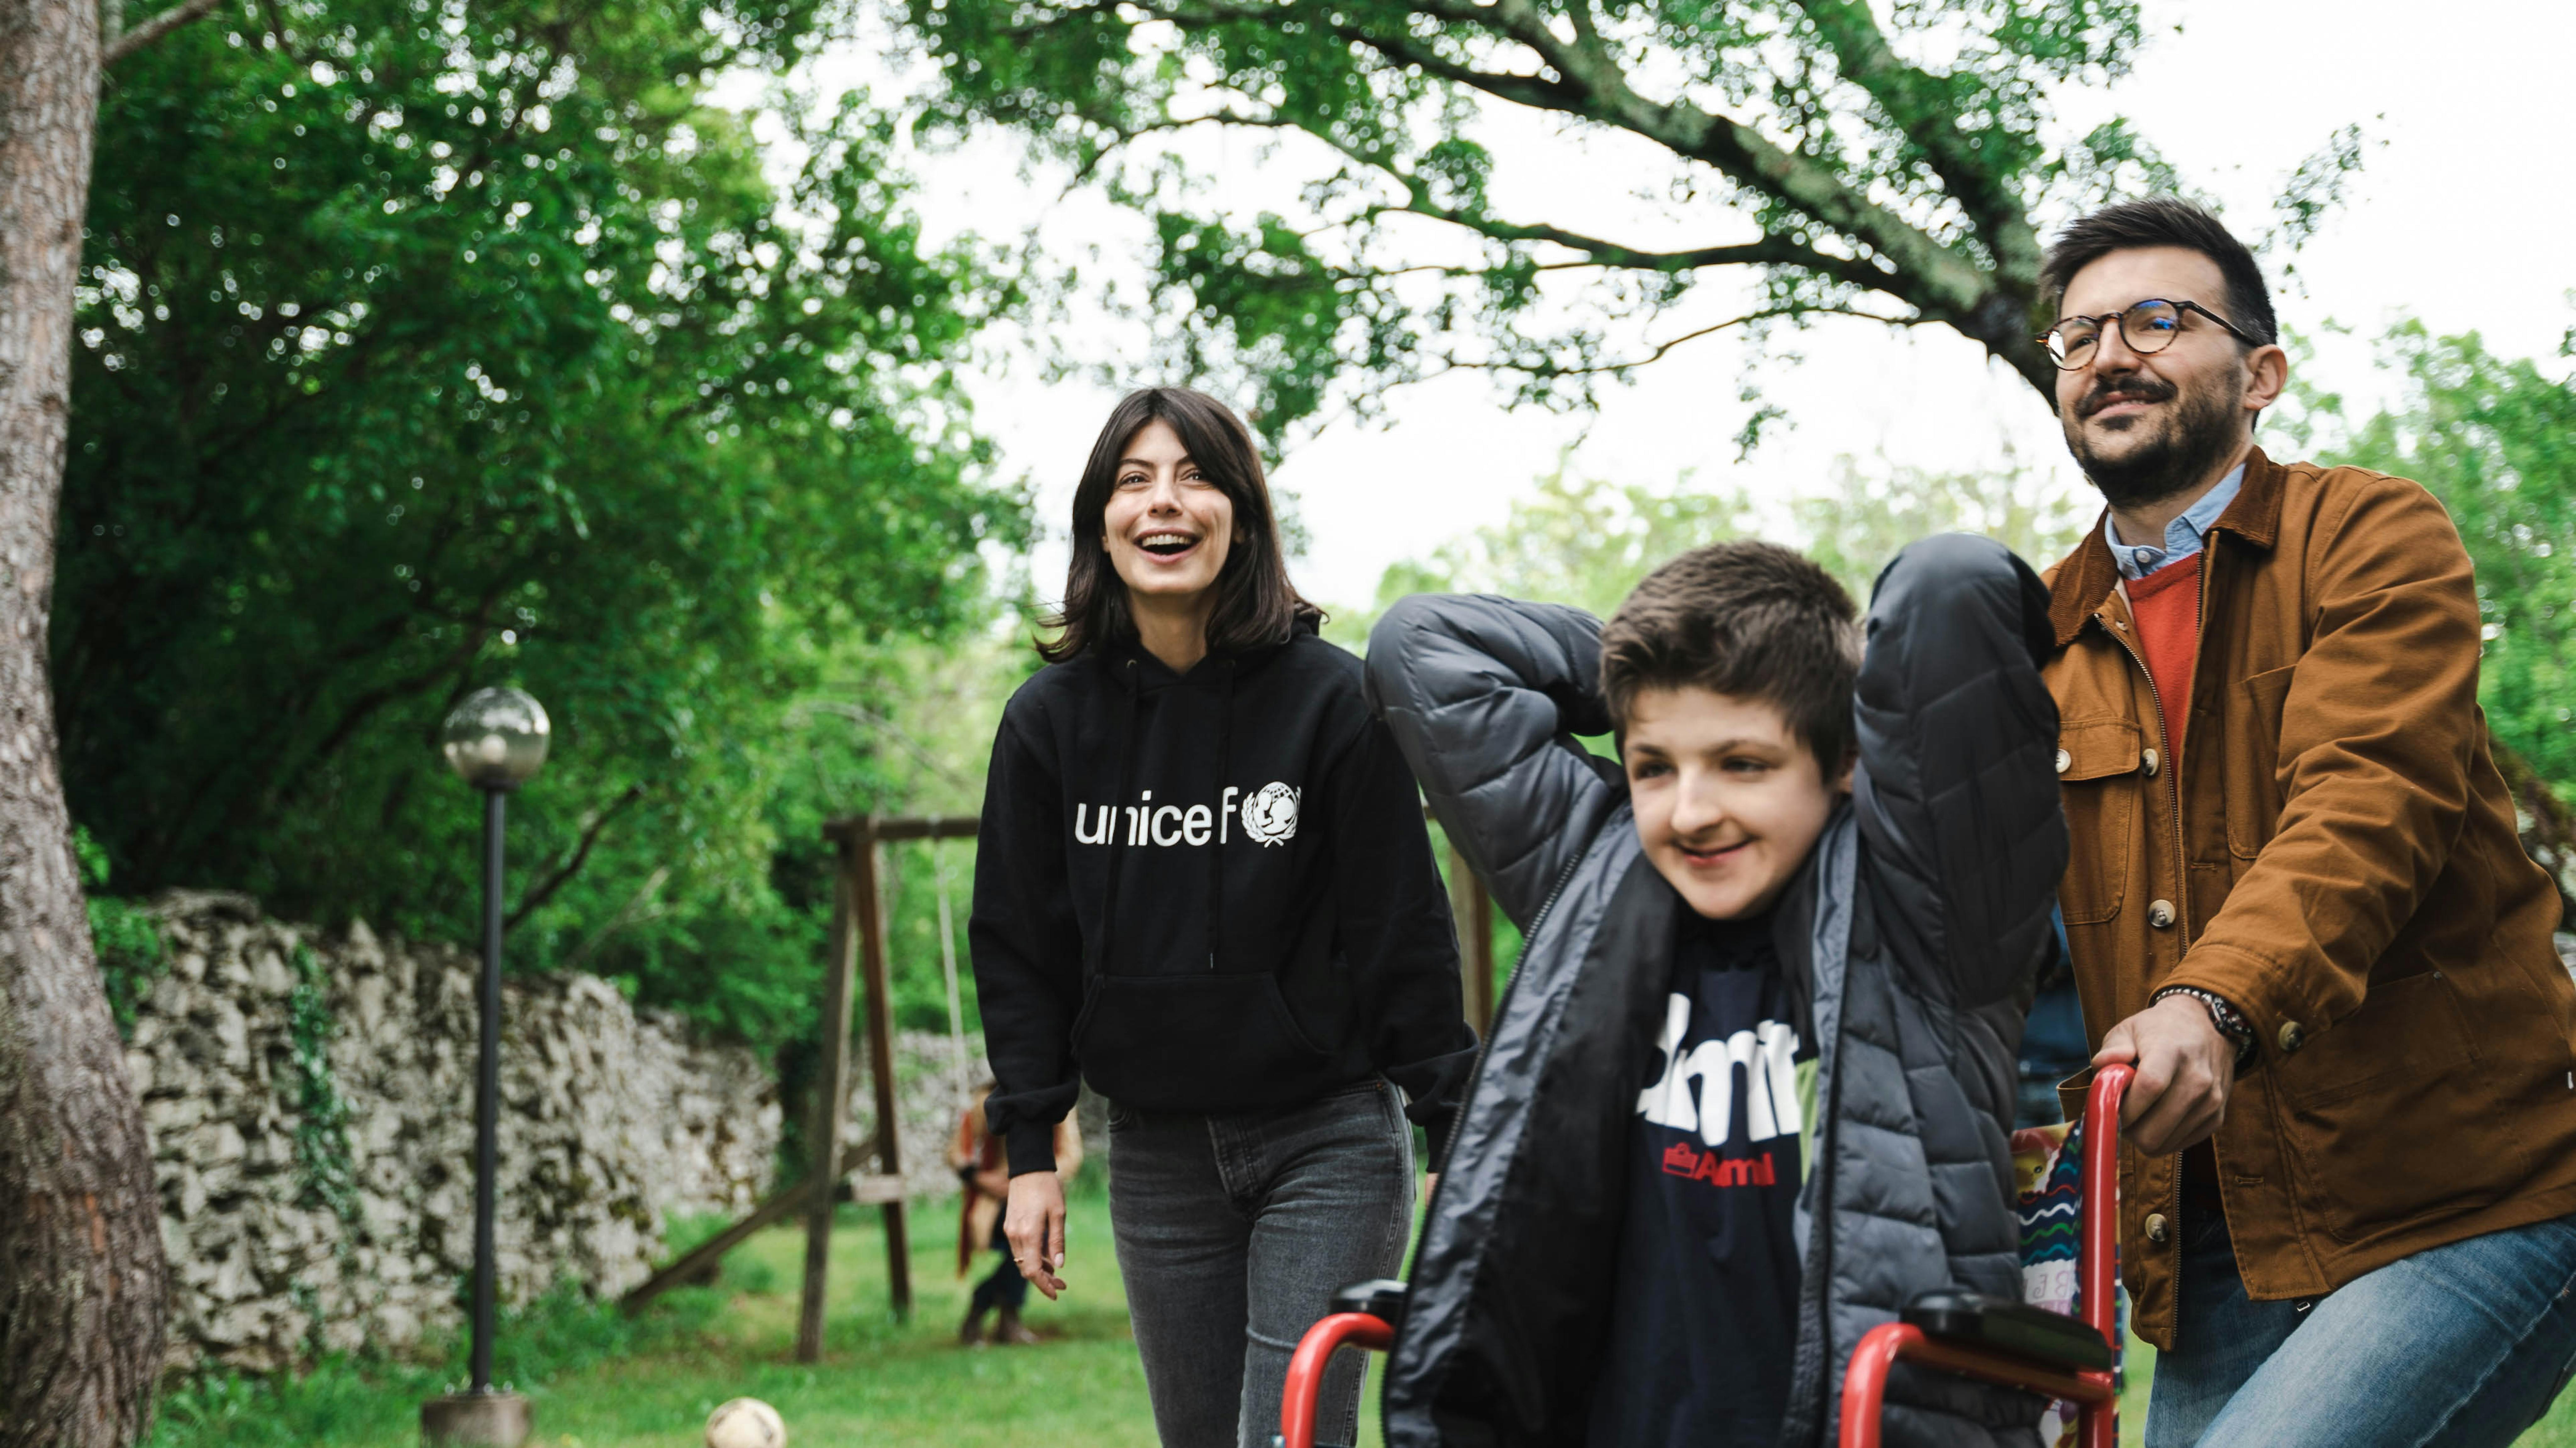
[1363,534,2066,1447]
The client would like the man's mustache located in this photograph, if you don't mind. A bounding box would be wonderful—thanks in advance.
[2078,376,2177,418]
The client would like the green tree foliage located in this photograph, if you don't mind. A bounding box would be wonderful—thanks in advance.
[61,0,1030,1049]
[757,629,1035,1041]
[1785,453,2089,594]
[71,826,167,1039]
[1361,452,2083,627]
[892,0,2361,434]
[1360,460,1756,625]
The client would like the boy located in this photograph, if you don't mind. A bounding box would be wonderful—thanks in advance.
[1363,535,2064,1446]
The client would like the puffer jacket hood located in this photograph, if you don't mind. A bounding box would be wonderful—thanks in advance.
[1365,535,2066,1446]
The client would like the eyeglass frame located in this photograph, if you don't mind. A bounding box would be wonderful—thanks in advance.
[2037,297,2267,371]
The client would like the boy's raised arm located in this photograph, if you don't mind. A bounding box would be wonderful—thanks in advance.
[1850,534,2068,1009]
[1365,594,1627,932]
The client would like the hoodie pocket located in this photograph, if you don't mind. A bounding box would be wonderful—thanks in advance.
[1072,972,1339,1110]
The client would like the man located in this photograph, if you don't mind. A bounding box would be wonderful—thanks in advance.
[2037,197,2576,1447]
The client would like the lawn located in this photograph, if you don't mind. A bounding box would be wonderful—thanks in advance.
[156,1177,1163,1448]
[154,1176,2576,1447]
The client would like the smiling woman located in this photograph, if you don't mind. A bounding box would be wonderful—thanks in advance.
[1099,416,1239,672]
[970,388,1478,1446]
[1040,388,1309,671]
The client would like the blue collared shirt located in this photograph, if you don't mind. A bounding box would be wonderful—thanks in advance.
[2106,464,2246,581]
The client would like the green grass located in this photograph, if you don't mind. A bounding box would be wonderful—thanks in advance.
[148,1178,2576,1447]
[152,1179,1160,1447]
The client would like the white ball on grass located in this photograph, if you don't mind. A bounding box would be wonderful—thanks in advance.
[704,1397,787,1448]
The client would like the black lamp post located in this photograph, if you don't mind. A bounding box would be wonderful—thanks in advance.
[421,687,548,1448]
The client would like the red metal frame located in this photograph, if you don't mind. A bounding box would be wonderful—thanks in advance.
[1838,1062,2133,1448]
[1278,1312,1397,1448]
[1275,1063,2135,1448]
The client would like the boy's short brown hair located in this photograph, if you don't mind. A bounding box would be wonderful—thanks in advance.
[1600,540,1862,769]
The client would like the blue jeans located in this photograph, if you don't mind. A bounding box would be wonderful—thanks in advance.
[2146,1205,2576,1448]
[1108,1079,1415,1448]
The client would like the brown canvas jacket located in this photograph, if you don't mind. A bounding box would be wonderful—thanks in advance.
[2042,446,2576,1351]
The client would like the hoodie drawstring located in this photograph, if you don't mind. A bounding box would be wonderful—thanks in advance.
[1207,659,1236,972]
[1094,656,1143,981]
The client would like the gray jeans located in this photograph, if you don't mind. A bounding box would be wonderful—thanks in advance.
[1108,1079,1416,1448]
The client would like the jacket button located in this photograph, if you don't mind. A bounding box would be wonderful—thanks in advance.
[2145,1212,2170,1245]
[2141,748,2161,777]
[2055,748,2072,774]
[2278,1020,2306,1054]
[2147,899,2176,929]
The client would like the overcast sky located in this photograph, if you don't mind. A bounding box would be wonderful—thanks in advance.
[747,0,2576,613]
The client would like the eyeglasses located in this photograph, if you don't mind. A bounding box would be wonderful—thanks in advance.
[2038,298,2264,370]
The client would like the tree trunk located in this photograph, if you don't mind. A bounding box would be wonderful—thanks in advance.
[0,0,170,1442]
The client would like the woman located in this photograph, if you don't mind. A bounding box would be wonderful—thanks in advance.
[970,387,1477,1447]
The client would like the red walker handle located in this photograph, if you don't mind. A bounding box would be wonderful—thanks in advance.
[2080,1063,2132,1357]
[1278,1312,1395,1448]
[1837,1062,2134,1448]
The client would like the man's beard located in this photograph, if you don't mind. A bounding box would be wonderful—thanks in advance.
[2064,372,2244,510]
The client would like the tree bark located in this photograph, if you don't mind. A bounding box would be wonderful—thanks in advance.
[0,0,170,1442]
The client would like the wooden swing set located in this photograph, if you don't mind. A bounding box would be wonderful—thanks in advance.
[619,810,1498,1362]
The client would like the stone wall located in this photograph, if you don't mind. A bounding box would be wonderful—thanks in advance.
[127,893,797,1373]
[125,891,1065,1375]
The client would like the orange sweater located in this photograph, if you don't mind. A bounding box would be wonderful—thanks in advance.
[2125,554,2201,757]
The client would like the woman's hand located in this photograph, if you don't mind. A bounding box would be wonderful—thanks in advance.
[1005,1170,1069,1300]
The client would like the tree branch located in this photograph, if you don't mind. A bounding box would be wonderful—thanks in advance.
[1386,0,2054,387]
[508,783,648,931]
[796,699,985,794]
[103,0,220,66]
[1064,110,1314,189]
[1130,0,1586,112]
[1425,303,1921,381]
[974,0,2054,391]
[1785,0,2042,291]
[1211,88,1904,299]
[1370,194,1898,295]
[1363,0,1989,319]
[559,865,670,970]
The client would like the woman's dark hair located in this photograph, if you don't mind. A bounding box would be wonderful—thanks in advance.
[1038,387,1320,664]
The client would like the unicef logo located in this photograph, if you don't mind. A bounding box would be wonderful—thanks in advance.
[1240,782,1300,847]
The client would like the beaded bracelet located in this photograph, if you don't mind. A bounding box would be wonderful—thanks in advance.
[2152,984,2258,1067]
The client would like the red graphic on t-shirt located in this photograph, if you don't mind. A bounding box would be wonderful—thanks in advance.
[1660,1141,1778,1188]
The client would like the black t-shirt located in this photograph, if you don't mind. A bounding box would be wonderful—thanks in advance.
[1586,910,1817,1447]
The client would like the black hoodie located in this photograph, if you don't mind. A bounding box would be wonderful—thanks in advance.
[969,621,1480,1174]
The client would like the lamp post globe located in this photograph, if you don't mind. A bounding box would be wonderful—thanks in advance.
[422,685,546,1448]
[441,687,550,791]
